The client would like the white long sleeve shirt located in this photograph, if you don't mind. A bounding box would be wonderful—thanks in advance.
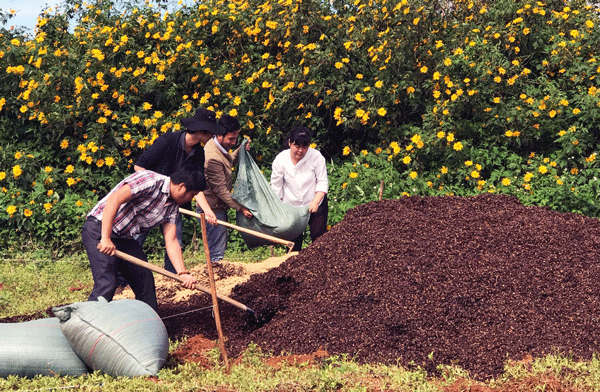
[270,147,329,207]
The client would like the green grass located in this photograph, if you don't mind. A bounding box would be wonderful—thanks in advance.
[2,249,600,391]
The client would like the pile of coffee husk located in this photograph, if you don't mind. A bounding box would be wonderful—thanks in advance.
[218,194,600,379]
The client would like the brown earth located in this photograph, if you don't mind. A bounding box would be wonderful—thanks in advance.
[4,194,600,384]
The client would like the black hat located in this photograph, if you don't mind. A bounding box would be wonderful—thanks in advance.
[180,108,226,135]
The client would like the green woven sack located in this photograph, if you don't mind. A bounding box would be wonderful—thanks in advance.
[232,140,310,248]
[52,297,168,377]
[0,317,89,378]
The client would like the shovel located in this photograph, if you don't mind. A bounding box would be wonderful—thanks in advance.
[179,208,295,252]
[114,250,254,314]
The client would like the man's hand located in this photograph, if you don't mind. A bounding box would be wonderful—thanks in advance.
[179,273,197,289]
[308,200,320,213]
[241,207,253,218]
[97,237,116,255]
[205,210,218,225]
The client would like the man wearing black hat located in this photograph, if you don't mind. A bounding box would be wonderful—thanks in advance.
[133,108,225,273]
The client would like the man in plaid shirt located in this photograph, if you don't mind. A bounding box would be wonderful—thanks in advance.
[82,169,211,310]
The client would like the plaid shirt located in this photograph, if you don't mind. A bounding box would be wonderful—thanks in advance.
[87,170,179,238]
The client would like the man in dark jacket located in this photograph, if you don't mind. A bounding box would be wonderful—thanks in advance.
[133,107,224,273]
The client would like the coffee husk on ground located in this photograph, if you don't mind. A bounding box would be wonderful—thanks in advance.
[223,194,600,379]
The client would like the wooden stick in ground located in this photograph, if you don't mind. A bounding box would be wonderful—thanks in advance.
[200,213,230,373]
[113,250,254,314]
[179,207,295,252]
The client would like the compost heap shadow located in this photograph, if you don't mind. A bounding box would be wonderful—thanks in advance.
[221,194,600,380]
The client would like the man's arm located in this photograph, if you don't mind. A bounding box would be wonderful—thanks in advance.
[97,185,132,255]
[194,192,218,225]
[205,158,251,217]
[162,222,196,289]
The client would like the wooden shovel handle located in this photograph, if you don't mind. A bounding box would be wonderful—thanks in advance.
[179,207,295,250]
[114,250,254,314]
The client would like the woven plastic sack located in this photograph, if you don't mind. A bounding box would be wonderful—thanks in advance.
[0,317,89,378]
[232,139,310,248]
[52,297,168,377]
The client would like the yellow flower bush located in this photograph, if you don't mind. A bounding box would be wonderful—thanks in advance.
[0,0,599,249]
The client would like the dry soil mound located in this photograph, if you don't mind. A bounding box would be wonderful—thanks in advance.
[222,194,600,379]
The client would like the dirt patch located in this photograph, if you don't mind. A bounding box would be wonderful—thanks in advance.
[114,252,297,302]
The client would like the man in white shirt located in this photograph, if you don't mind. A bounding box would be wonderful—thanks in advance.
[271,126,329,251]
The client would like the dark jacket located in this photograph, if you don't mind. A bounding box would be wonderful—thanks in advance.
[135,131,205,175]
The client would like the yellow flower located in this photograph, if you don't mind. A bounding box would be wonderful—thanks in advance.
[131,116,140,124]
[65,165,74,174]
[44,166,52,172]
[143,102,152,110]
[409,171,418,179]
[453,142,463,151]
[154,111,163,119]
[0,172,5,180]
[342,182,347,189]
[471,170,480,178]
[335,62,343,69]
[441,166,448,174]
[76,200,83,207]
[538,165,548,174]
[15,151,22,159]
[13,165,22,178]
[24,209,33,217]
[44,203,52,212]
[573,108,581,114]
[377,108,387,116]
[349,172,358,179]
[60,139,69,149]
[342,146,351,156]
[420,66,428,73]
[7,205,17,215]
[106,157,115,166]
[67,177,76,186]
[403,156,411,164]
[502,177,511,186]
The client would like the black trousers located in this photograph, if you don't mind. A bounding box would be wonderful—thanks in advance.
[82,217,158,311]
[292,195,329,252]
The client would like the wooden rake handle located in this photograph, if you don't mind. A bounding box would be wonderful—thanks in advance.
[114,250,254,314]
[179,207,295,250]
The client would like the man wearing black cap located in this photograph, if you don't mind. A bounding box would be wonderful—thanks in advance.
[133,108,225,273]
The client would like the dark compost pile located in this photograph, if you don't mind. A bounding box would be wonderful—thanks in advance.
[223,194,600,379]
